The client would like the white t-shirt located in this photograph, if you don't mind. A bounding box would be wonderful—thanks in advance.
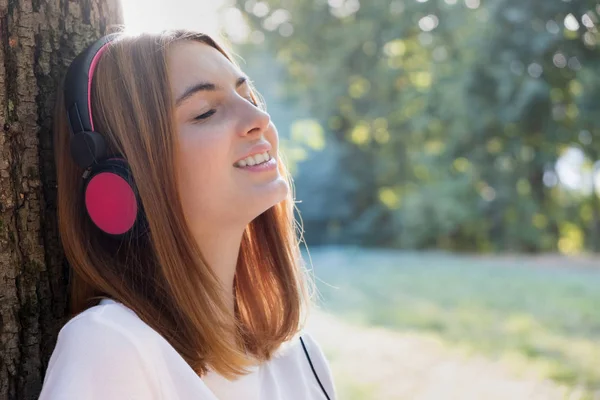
[39,298,337,400]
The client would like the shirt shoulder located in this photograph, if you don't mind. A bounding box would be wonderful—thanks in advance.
[39,302,163,400]
[265,329,337,400]
[297,331,338,400]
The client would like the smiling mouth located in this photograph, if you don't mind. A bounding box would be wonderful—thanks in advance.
[233,150,273,168]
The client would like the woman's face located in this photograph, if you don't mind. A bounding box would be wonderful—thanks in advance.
[168,40,288,234]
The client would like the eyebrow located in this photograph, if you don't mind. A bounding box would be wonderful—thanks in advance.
[175,76,249,107]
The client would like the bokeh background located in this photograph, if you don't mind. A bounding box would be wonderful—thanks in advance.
[122,0,600,398]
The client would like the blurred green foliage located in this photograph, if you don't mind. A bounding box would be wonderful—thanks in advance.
[232,0,600,253]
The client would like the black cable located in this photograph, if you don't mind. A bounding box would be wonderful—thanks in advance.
[299,335,332,400]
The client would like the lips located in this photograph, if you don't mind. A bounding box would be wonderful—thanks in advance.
[234,151,272,168]
[233,142,272,166]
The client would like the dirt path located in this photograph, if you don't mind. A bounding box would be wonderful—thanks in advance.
[306,308,582,400]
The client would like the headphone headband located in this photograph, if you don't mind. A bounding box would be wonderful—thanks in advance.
[64,33,120,169]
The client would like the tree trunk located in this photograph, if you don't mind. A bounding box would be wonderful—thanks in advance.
[0,1,122,398]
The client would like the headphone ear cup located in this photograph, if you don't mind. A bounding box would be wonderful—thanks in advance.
[82,158,147,238]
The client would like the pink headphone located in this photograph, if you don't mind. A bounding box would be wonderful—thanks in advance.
[63,33,149,239]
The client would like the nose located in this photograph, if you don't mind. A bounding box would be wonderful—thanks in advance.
[237,97,271,138]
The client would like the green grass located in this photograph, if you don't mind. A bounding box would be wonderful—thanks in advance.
[305,246,600,398]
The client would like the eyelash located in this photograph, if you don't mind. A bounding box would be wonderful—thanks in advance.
[193,96,258,121]
[194,110,216,121]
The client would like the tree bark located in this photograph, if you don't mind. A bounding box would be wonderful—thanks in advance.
[0,1,122,398]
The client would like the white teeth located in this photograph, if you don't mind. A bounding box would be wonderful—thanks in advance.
[235,151,271,167]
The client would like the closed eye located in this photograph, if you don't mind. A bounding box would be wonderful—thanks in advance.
[193,109,216,121]
[193,96,257,122]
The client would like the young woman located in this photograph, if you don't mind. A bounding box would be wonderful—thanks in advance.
[39,29,336,400]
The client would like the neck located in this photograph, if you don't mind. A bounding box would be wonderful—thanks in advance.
[193,225,244,317]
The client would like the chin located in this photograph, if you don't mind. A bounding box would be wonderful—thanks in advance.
[248,179,289,220]
[273,176,290,203]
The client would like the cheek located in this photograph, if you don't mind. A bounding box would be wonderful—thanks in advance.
[176,128,231,201]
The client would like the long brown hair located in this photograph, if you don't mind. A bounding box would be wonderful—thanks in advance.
[53,29,315,380]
